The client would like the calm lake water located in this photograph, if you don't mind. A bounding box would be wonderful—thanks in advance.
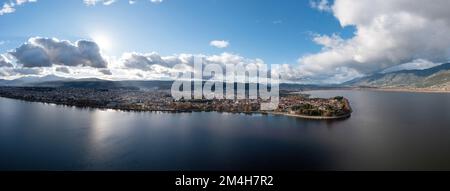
[1,90,450,170]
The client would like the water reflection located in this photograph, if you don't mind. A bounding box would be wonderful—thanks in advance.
[2,90,450,170]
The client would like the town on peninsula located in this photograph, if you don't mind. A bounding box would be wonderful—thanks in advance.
[0,86,352,120]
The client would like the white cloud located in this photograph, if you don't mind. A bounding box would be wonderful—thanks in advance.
[119,52,268,81]
[83,0,162,6]
[381,59,442,73]
[2,36,340,83]
[84,0,116,6]
[310,0,332,12]
[9,37,108,68]
[210,40,229,49]
[0,3,15,15]
[0,0,36,16]
[16,0,37,5]
[312,33,345,49]
[0,54,14,68]
[300,0,450,83]
[121,52,183,70]
[121,52,265,71]
[150,0,163,4]
[2,38,317,83]
[0,67,42,78]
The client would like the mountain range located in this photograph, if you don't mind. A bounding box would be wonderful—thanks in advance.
[344,63,450,90]
[2,63,450,91]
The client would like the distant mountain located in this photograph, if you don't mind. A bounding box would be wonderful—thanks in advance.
[0,74,338,91]
[35,79,331,91]
[34,79,175,90]
[344,63,450,89]
[18,75,72,84]
[0,76,189,90]
[0,75,71,86]
[4,63,450,91]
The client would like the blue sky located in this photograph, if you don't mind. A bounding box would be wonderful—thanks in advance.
[2,0,449,83]
[0,0,353,65]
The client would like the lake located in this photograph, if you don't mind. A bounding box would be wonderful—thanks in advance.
[1,90,450,170]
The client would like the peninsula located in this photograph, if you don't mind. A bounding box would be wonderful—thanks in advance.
[0,87,352,120]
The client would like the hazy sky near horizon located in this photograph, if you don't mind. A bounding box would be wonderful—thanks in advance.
[1,0,450,83]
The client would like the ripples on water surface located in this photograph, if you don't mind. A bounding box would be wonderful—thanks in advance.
[1,90,450,170]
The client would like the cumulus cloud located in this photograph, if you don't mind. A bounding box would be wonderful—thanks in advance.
[0,0,36,16]
[9,37,108,68]
[3,40,305,83]
[121,52,264,71]
[299,0,450,83]
[0,67,42,77]
[119,52,269,81]
[0,4,15,15]
[121,52,182,70]
[0,54,13,68]
[210,40,229,49]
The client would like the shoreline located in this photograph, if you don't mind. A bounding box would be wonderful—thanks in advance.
[266,111,351,120]
[0,96,351,120]
[356,87,450,94]
[302,87,450,94]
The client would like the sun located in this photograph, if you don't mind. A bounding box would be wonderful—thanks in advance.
[91,34,112,51]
